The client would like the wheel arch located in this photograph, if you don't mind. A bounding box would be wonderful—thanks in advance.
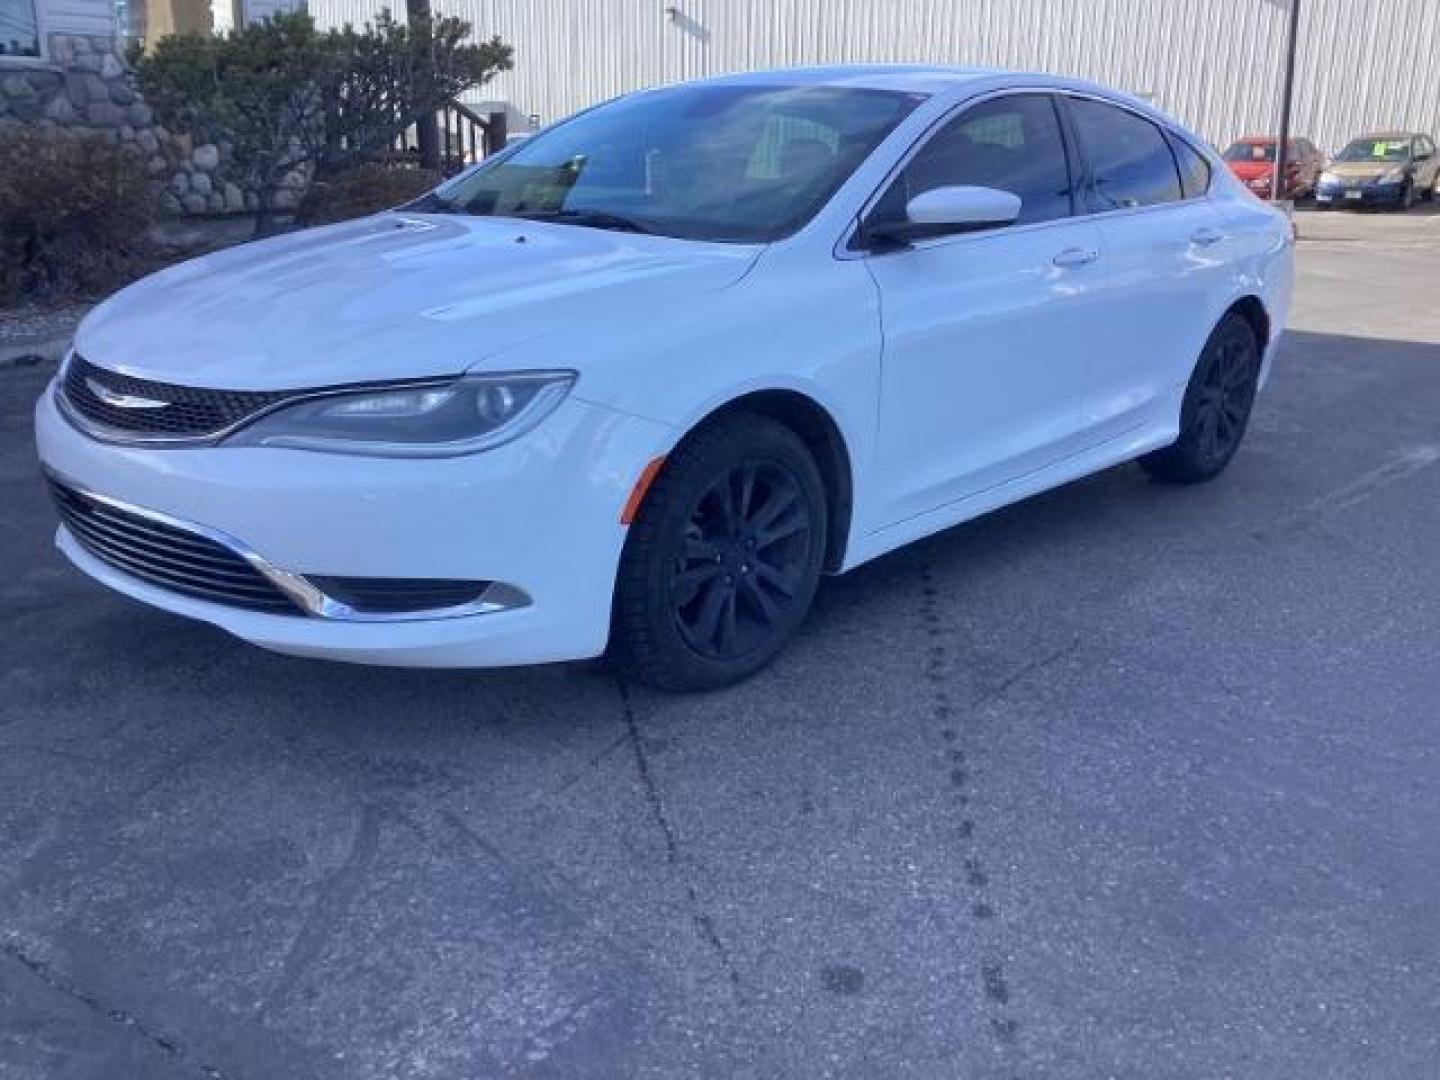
[668,389,855,573]
[1226,294,1271,351]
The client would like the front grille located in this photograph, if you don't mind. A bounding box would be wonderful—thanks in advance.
[49,479,303,615]
[62,355,290,439]
[307,576,493,614]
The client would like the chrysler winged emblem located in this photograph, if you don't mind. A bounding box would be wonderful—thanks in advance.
[85,377,169,410]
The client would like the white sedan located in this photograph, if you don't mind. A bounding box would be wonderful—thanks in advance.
[35,66,1293,691]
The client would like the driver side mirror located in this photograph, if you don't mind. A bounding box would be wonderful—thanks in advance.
[862,185,1023,248]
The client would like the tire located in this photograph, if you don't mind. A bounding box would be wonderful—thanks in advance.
[1140,312,1262,485]
[1399,180,1415,211]
[612,412,827,692]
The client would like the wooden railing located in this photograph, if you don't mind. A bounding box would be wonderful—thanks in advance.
[390,102,508,175]
[441,100,507,172]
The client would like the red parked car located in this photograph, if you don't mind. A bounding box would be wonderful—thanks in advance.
[1222,136,1324,199]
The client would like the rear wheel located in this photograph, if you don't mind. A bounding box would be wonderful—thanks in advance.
[1140,312,1261,484]
[612,413,827,692]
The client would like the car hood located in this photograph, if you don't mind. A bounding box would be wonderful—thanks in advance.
[74,213,762,390]
[1325,161,1400,180]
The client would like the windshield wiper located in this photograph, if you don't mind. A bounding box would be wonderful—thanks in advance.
[509,209,654,234]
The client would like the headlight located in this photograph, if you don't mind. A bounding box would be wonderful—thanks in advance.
[1381,167,1406,183]
[1318,171,1337,185]
[224,371,576,457]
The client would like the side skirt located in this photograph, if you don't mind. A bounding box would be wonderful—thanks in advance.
[839,422,1179,572]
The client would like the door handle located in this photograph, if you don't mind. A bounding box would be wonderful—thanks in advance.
[1190,227,1225,247]
[1052,247,1100,268]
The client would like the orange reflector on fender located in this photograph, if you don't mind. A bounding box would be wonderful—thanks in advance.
[621,456,667,524]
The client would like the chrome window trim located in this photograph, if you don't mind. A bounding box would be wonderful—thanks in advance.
[1061,92,1202,213]
[835,86,1076,259]
[1164,128,1214,200]
[836,85,1217,259]
[44,467,530,623]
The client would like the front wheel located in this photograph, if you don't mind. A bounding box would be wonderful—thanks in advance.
[1140,312,1261,484]
[611,413,827,692]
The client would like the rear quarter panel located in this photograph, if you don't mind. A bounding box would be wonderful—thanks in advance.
[1208,185,1294,383]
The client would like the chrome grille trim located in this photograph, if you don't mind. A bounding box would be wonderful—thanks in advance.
[59,354,292,445]
[49,476,309,615]
[45,471,533,623]
[54,353,466,450]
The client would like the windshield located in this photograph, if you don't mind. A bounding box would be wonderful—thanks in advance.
[1335,138,1412,163]
[423,84,924,242]
[1224,141,1276,163]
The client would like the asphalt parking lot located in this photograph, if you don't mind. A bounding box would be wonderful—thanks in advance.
[3,205,1439,1079]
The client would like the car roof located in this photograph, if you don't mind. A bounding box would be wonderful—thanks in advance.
[1351,131,1420,141]
[683,64,1003,95]
[655,65,1194,140]
[1233,135,1311,145]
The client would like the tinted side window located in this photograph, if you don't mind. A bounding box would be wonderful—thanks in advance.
[1170,135,1211,199]
[1069,98,1182,210]
[878,94,1073,227]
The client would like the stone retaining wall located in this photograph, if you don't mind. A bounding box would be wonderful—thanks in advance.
[0,31,284,217]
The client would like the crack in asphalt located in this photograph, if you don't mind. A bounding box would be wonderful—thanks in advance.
[262,803,382,1016]
[2,938,225,1078]
[128,737,224,803]
[544,732,631,801]
[1253,444,1440,540]
[976,638,1081,708]
[614,676,742,995]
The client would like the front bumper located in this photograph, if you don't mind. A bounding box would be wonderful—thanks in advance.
[1316,180,1406,205]
[35,380,674,667]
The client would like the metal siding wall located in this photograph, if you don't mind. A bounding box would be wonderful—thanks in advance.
[42,0,119,39]
[307,0,1440,152]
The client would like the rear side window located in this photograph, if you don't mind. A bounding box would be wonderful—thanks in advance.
[877,93,1073,227]
[1068,97,1182,210]
[1169,135,1211,199]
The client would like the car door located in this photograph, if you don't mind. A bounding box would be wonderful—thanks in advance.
[1062,95,1235,412]
[862,92,1121,524]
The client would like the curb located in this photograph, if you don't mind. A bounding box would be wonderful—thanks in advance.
[0,336,70,373]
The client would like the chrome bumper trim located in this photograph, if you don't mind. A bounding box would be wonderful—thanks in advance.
[44,468,530,623]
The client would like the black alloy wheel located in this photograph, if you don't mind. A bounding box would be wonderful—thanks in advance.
[1191,327,1260,470]
[1140,312,1261,484]
[671,460,811,660]
[612,413,827,692]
